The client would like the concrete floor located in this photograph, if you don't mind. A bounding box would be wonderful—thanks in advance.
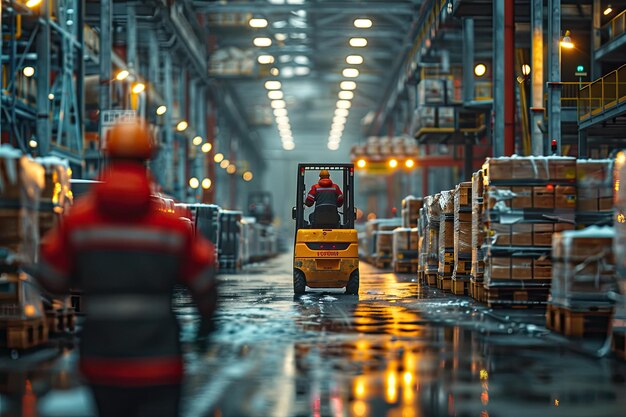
[1,253,626,417]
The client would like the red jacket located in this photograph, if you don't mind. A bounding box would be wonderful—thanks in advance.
[305,178,344,208]
[38,162,216,387]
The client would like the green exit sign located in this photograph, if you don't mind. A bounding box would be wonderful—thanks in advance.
[577,65,584,72]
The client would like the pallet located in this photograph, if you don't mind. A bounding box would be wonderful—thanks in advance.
[613,330,626,360]
[485,286,549,309]
[425,272,437,287]
[546,304,613,338]
[0,318,48,350]
[437,275,452,291]
[470,281,486,303]
[451,278,470,295]
[393,262,418,274]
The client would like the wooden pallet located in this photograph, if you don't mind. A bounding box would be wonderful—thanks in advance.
[437,275,452,291]
[546,304,613,338]
[470,281,486,303]
[394,262,418,274]
[0,318,48,350]
[485,287,549,309]
[451,278,470,295]
[613,330,626,360]
[425,272,438,287]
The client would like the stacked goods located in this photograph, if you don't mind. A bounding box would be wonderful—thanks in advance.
[0,147,45,265]
[452,182,472,295]
[483,156,577,308]
[425,194,441,286]
[36,157,73,237]
[471,170,486,300]
[365,219,383,263]
[417,204,430,284]
[438,190,455,291]
[547,227,616,337]
[576,159,614,226]
[392,227,419,273]
[614,152,626,357]
[402,196,423,228]
[374,221,401,269]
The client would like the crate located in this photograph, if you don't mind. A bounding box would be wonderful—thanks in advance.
[0,318,48,350]
[437,274,452,291]
[425,272,437,287]
[451,276,470,295]
[546,304,613,338]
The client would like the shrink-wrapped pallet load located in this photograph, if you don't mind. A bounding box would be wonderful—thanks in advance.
[438,190,454,291]
[576,159,614,227]
[36,157,73,237]
[0,146,45,265]
[425,195,441,285]
[613,152,626,356]
[392,227,419,273]
[452,182,472,295]
[418,201,431,284]
[482,156,577,307]
[471,170,486,300]
[401,196,423,229]
[374,229,395,269]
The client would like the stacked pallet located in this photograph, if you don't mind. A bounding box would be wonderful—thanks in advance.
[547,227,616,337]
[471,170,486,301]
[452,182,472,295]
[375,227,395,269]
[392,228,419,273]
[483,156,577,308]
[425,195,441,286]
[417,204,429,284]
[576,159,614,227]
[402,196,423,228]
[438,190,454,291]
[613,152,626,359]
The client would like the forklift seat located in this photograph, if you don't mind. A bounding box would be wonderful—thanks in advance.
[310,205,340,228]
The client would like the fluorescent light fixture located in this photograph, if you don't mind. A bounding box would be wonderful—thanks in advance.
[249,18,268,28]
[243,171,253,182]
[282,67,295,78]
[214,153,224,163]
[349,38,368,47]
[270,68,280,76]
[116,70,130,81]
[253,37,272,47]
[274,108,288,117]
[258,55,275,64]
[340,81,357,91]
[354,18,373,29]
[202,178,212,189]
[220,160,230,169]
[333,115,347,124]
[346,55,364,65]
[265,80,282,90]
[335,109,349,117]
[276,116,290,124]
[338,91,354,100]
[343,68,360,78]
[23,67,35,77]
[294,56,309,65]
[201,143,212,153]
[283,142,295,150]
[189,177,200,189]
[474,63,486,77]
[192,136,203,146]
[328,142,340,150]
[132,83,146,94]
[176,121,188,131]
[156,105,167,115]
[337,100,352,109]
[275,33,287,41]
[271,100,286,109]
[226,165,237,175]
[268,90,284,100]
[294,67,311,76]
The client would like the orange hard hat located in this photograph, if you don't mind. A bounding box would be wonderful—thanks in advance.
[106,121,154,160]
[319,169,330,178]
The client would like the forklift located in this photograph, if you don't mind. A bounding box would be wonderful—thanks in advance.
[292,164,359,294]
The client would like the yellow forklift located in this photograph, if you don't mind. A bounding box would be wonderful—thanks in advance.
[292,164,359,294]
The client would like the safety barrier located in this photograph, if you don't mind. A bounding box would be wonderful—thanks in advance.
[601,9,626,44]
[578,64,626,121]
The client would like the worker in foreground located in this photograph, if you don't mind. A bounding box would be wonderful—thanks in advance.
[305,169,344,227]
[36,121,217,417]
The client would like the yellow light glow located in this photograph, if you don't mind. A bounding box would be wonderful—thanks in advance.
[403,371,413,385]
[270,68,280,76]
[480,369,488,380]
[346,55,364,65]
[243,171,254,181]
[354,376,367,399]
[268,90,284,100]
[258,55,275,64]
[339,91,354,100]
[249,18,268,28]
[352,400,367,417]
[176,121,188,132]
[474,64,486,77]
[604,6,613,15]
[618,213,625,223]
[23,67,35,77]
[337,100,352,109]
[522,64,531,76]
[340,81,357,91]
[132,83,146,94]
[201,143,212,153]
[265,80,282,90]
[560,31,574,49]
[26,0,42,8]
[354,18,373,29]
[386,370,398,403]
[116,70,130,81]
[24,304,36,317]
[201,178,212,190]
[389,159,398,168]
[192,136,203,146]
[335,108,349,117]
[343,68,360,78]
[48,93,55,100]
[29,139,38,148]
[405,159,415,168]
[220,159,230,169]
[357,159,367,168]
[276,116,289,124]
[189,177,200,189]
[227,164,237,174]
[253,37,272,47]
[214,153,224,163]
[156,105,167,115]
[350,37,368,47]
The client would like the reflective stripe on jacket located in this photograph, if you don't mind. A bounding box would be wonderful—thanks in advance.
[305,178,344,207]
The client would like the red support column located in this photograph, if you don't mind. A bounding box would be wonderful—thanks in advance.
[504,0,516,156]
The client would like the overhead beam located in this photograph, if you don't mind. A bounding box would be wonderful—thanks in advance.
[194,1,416,14]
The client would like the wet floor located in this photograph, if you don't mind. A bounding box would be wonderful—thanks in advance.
[1,253,626,416]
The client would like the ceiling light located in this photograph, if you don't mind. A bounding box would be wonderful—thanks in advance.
[156,105,167,115]
[202,143,212,153]
[604,5,613,15]
[328,142,340,150]
[340,81,357,91]
[265,80,282,90]
[249,18,268,28]
[328,136,341,143]
[176,121,188,131]
[331,123,345,130]
[335,108,349,117]
[29,139,38,148]
[271,100,286,109]
[48,93,55,100]
[23,67,35,77]
[258,55,275,64]
[116,70,129,81]
[337,100,352,109]
[354,18,373,29]
[283,142,295,150]
[274,108,288,117]
[243,171,254,182]
[220,160,230,169]
[346,55,364,65]
[192,136,203,146]
[333,115,347,124]
[388,159,398,168]
[405,159,415,169]
[521,64,531,76]
[474,63,486,77]
[282,67,295,78]
[201,178,212,190]
[276,116,290,124]
[227,165,237,175]
[189,177,200,189]
[214,153,224,163]
[349,38,368,48]
[294,56,309,65]
[268,90,284,100]
[132,82,146,94]
[294,67,311,76]
[275,33,287,41]
[357,159,367,168]
[342,68,360,78]
[338,91,354,100]
[270,68,280,76]
[560,30,574,49]
[26,0,42,7]
[253,37,272,47]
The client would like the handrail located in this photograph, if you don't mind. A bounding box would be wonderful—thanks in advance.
[578,63,626,121]
[601,8,626,44]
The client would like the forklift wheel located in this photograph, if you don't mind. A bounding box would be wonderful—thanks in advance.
[345,269,359,295]
[293,269,306,294]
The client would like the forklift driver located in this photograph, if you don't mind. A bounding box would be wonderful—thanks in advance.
[305,169,344,227]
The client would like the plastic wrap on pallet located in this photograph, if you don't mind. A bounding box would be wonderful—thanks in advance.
[483,155,577,183]
[489,223,575,247]
[453,182,472,279]
[576,159,614,214]
[613,152,626,306]
[393,227,419,266]
[471,170,486,281]
[551,226,617,309]
[438,190,454,214]
[438,198,454,276]
[401,196,423,229]
[0,146,45,265]
[427,194,441,224]
[486,185,577,213]
[375,230,394,262]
